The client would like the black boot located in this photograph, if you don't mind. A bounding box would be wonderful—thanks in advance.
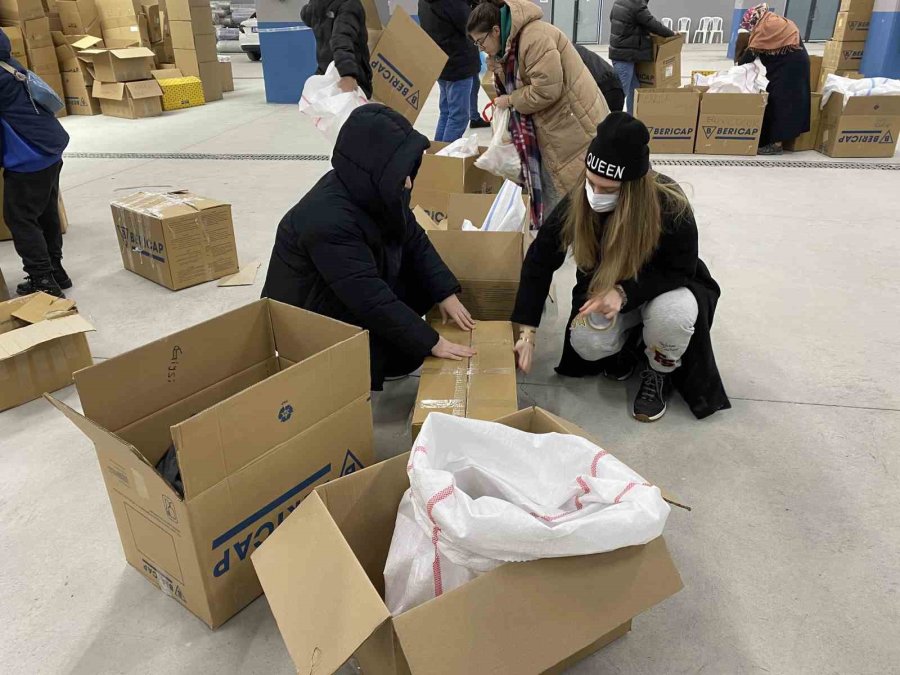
[469,118,490,129]
[16,274,66,298]
[52,264,73,289]
[632,363,671,422]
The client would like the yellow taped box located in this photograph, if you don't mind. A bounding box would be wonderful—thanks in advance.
[151,68,205,110]
[412,321,518,439]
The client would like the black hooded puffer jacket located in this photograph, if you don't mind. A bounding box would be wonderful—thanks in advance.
[301,0,373,97]
[261,104,460,387]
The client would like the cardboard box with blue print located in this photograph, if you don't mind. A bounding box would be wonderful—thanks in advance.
[634,88,700,154]
[110,191,238,289]
[816,94,900,158]
[636,34,683,89]
[46,298,375,628]
[694,91,768,156]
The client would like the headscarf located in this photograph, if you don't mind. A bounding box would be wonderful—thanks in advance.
[748,11,801,54]
[740,3,769,32]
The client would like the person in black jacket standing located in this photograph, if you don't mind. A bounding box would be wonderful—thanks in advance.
[301,0,373,96]
[0,30,70,298]
[608,0,674,113]
[419,0,482,142]
[575,45,625,112]
[512,114,729,421]
[262,104,477,390]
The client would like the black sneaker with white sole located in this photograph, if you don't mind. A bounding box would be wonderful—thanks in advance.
[601,350,637,381]
[16,274,66,298]
[632,366,671,422]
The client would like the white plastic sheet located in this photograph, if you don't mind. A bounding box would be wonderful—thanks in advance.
[458,181,526,233]
[696,60,769,93]
[298,62,368,146]
[383,414,670,614]
[435,135,479,158]
[474,108,522,182]
[821,74,900,108]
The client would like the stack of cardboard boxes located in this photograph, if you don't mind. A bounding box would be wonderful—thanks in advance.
[54,31,102,114]
[83,45,163,118]
[167,0,220,102]
[821,0,873,89]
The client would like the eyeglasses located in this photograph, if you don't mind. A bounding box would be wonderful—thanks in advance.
[472,34,489,49]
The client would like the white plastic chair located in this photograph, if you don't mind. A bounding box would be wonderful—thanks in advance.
[677,17,691,43]
[707,17,724,43]
[693,17,712,44]
[661,17,673,31]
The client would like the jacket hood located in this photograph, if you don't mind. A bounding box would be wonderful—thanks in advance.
[0,30,11,61]
[332,104,430,239]
[506,0,543,44]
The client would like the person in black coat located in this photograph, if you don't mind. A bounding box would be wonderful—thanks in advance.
[512,113,729,421]
[419,0,482,142]
[575,45,625,112]
[301,0,373,97]
[0,30,70,298]
[262,104,477,390]
[608,0,674,113]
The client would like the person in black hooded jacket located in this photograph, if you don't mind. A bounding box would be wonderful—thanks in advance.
[262,104,477,390]
[575,45,625,112]
[419,0,482,142]
[608,0,674,113]
[0,29,70,298]
[301,0,373,97]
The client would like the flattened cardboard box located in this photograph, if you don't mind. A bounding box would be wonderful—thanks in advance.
[253,407,686,675]
[634,88,700,154]
[784,93,822,152]
[694,92,767,156]
[816,94,900,158]
[369,7,447,124]
[823,39,865,71]
[47,299,375,629]
[0,292,94,411]
[412,321,518,438]
[110,190,238,289]
[57,0,100,35]
[636,34,682,89]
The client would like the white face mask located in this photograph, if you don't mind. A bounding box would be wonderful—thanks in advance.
[585,180,619,213]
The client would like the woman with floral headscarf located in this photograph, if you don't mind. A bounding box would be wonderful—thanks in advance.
[735,3,811,155]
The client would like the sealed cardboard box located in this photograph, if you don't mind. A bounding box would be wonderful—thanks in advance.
[0,0,45,22]
[784,93,822,152]
[832,11,869,41]
[636,34,683,89]
[169,20,216,54]
[695,92,768,155]
[412,321,517,438]
[0,293,94,411]
[93,78,162,117]
[164,0,210,24]
[57,0,99,35]
[110,190,238,289]
[369,7,447,124]
[823,39,865,71]
[816,94,900,158]
[47,299,374,628]
[633,88,700,154]
[253,406,685,675]
[217,57,232,92]
[26,44,59,72]
[152,71,205,110]
[1,26,27,65]
[22,16,53,48]
[81,46,155,81]
[100,13,149,48]
[839,0,874,16]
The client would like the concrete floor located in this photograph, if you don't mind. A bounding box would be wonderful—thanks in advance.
[2,45,900,674]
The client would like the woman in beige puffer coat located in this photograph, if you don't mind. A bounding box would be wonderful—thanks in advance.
[468,0,608,214]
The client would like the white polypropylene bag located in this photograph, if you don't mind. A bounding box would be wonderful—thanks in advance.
[384,414,670,614]
[298,62,368,145]
[474,108,522,182]
[435,134,479,158]
[481,180,526,232]
[696,60,769,93]
[821,74,900,107]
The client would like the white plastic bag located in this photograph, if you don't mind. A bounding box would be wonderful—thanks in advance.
[821,74,900,108]
[474,108,522,182]
[696,60,769,93]
[298,62,368,145]
[481,180,526,232]
[383,414,670,614]
[435,134,479,158]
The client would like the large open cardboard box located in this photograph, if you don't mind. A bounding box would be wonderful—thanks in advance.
[253,406,685,675]
[411,321,517,438]
[816,94,900,158]
[634,88,700,154]
[1,293,94,411]
[636,34,683,89]
[694,92,768,156]
[47,299,375,628]
[412,143,503,225]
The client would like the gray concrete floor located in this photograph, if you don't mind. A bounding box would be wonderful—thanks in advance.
[2,45,900,674]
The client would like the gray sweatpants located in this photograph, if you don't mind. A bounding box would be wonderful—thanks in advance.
[570,287,698,373]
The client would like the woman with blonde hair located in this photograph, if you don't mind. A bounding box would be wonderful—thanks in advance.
[512,113,730,421]
[467,0,607,227]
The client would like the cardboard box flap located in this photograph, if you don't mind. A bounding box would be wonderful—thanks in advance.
[72,34,103,49]
[10,292,76,324]
[92,80,125,100]
[125,79,162,98]
[251,492,391,675]
[151,67,183,80]
[393,536,682,675]
[413,205,442,231]
[113,190,226,218]
[0,313,95,360]
[109,46,155,59]
[842,95,900,116]
[427,230,523,281]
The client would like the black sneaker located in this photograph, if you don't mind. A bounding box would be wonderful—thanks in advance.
[469,118,490,129]
[632,366,671,422]
[16,274,66,298]
[757,142,783,156]
[601,350,637,381]
[53,265,73,289]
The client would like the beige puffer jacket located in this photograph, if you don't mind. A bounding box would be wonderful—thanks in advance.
[492,0,608,196]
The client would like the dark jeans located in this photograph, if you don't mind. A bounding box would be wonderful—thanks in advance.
[4,160,63,277]
[470,74,480,121]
